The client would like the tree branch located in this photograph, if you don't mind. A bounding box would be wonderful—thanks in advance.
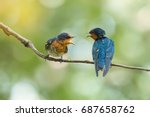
[0,22,150,72]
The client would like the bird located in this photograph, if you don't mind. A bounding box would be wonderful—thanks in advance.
[45,32,74,60]
[88,28,114,77]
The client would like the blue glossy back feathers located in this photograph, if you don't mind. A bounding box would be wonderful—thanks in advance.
[92,37,114,77]
[90,28,114,77]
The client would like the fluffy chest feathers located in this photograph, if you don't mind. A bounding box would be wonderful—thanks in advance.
[46,40,68,57]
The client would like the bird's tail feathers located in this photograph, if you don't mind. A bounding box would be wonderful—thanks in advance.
[96,70,98,77]
[103,68,108,77]
[97,71,104,79]
[96,66,103,78]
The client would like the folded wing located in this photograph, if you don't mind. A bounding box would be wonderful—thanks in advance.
[103,39,114,77]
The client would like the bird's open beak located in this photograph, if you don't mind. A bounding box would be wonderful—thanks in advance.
[68,36,75,45]
[68,39,75,45]
[66,37,75,45]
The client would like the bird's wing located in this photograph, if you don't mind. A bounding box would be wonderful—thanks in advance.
[45,38,55,50]
[92,43,99,77]
[103,39,114,77]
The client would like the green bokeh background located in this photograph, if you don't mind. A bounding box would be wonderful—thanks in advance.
[0,0,150,100]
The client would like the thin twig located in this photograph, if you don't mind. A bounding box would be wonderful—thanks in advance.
[0,22,150,72]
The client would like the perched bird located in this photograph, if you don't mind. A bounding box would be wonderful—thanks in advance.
[88,28,114,77]
[45,32,74,59]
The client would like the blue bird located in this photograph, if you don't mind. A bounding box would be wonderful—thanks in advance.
[45,33,74,59]
[88,28,114,77]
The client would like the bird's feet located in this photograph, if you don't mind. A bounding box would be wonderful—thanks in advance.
[59,56,63,63]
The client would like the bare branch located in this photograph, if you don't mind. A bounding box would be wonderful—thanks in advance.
[0,22,150,72]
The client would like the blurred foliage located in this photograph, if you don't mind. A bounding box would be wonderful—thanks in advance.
[0,0,150,100]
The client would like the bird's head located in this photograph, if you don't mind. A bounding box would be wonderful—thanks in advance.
[57,32,74,45]
[87,28,105,40]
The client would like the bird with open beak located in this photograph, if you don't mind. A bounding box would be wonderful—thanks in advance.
[45,32,74,59]
[88,28,114,77]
